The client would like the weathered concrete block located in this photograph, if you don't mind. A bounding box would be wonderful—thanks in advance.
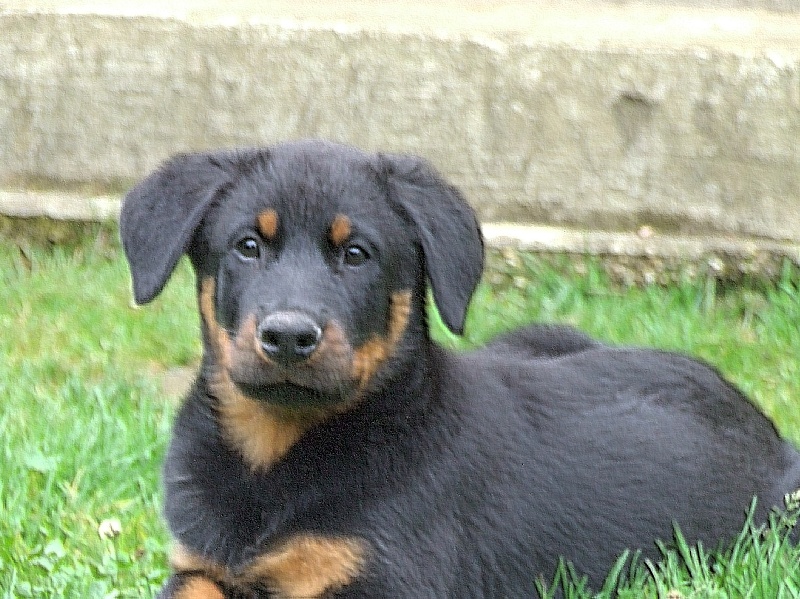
[484,46,800,241]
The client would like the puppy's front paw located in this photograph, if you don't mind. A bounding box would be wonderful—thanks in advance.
[157,574,226,599]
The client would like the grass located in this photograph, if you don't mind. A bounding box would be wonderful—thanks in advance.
[0,228,195,597]
[1,226,799,597]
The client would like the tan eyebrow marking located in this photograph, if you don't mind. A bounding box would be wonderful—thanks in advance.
[329,214,352,247]
[257,209,279,240]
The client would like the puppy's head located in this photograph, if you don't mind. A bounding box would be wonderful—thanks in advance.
[121,140,483,414]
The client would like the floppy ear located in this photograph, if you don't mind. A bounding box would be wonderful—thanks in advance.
[120,152,233,305]
[379,154,484,335]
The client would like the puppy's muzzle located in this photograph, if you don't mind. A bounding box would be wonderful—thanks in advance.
[257,312,323,366]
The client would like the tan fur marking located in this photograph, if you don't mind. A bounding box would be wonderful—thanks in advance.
[170,543,228,580]
[237,314,258,351]
[387,290,412,345]
[351,290,412,389]
[305,321,349,367]
[213,376,316,472]
[171,537,365,598]
[173,577,226,599]
[351,338,390,389]
[199,277,232,370]
[328,214,352,247]
[236,313,265,362]
[243,535,367,599]
[257,209,279,240]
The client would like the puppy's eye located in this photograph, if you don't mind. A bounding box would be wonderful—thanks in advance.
[235,237,261,260]
[344,244,369,267]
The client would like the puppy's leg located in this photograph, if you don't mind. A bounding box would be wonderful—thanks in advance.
[157,574,226,599]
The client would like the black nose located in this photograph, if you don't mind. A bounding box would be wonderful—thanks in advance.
[257,312,323,365]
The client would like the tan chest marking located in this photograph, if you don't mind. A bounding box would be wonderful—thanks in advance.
[211,372,318,472]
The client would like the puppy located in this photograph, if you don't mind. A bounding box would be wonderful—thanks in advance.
[121,140,800,598]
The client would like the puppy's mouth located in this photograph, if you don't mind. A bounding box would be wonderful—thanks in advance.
[233,381,346,409]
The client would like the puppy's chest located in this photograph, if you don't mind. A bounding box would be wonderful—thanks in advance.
[168,414,384,597]
[168,371,449,596]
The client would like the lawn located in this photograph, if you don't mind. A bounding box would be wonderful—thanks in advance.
[1,224,799,597]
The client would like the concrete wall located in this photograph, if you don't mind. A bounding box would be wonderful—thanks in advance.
[2,1,800,264]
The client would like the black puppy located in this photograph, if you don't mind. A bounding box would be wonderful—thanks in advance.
[121,140,800,598]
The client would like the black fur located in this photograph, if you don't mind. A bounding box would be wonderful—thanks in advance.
[121,140,800,598]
